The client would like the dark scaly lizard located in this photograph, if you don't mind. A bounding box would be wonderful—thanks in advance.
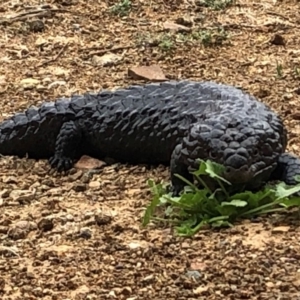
[1,80,300,195]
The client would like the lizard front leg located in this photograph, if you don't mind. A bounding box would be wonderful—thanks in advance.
[170,144,194,196]
[49,120,83,171]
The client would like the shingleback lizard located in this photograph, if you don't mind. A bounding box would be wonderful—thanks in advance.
[1,80,300,195]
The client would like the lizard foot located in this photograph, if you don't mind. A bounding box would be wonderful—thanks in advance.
[49,155,74,172]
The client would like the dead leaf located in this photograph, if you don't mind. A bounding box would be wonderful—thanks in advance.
[163,21,191,33]
[190,260,208,271]
[19,78,40,90]
[47,80,67,89]
[272,226,290,233]
[88,181,101,189]
[75,155,106,170]
[9,189,36,203]
[128,240,149,249]
[35,37,48,47]
[48,66,70,77]
[193,285,209,295]
[92,53,122,66]
[128,65,167,81]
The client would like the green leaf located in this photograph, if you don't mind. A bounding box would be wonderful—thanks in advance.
[275,182,300,199]
[208,188,225,200]
[230,189,274,209]
[207,215,230,223]
[193,159,231,185]
[163,195,193,209]
[164,205,174,216]
[280,196,300,208]
[210,220,233,228]
[174,173,199,192]
[239,201,278,217]
[176,218,207,237]
[193,159,209,176]
[221,199,248,207]
[294,175,300,183]
[144,159,300,237]
[142,179,166,226]
[142,196,160,226]
[147,179,167,196]
[216,205,238,217]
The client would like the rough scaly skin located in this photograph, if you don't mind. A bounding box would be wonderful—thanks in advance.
[1,80,300,194]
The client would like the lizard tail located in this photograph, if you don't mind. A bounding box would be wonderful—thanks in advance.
[0,98,80,159]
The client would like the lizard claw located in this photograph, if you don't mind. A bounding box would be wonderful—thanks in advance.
[49,155,74,172]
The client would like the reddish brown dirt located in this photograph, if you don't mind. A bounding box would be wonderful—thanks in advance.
[1,0,300,299]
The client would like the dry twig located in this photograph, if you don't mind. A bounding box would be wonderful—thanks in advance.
[36,43,69,68]
[0,6,70,25]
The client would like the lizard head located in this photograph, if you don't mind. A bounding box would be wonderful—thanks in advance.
[182,115,285,189]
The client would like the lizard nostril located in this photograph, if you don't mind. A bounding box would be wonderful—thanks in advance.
[225,165,249,177]
[241,165,249,172]
[225,166,232,174]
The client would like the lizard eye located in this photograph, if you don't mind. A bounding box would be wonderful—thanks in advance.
[209,151,218,159]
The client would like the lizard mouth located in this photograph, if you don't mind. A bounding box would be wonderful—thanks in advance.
[222,165,255,184]
[221,163,276,186]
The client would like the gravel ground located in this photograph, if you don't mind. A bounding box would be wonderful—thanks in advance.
[1,0,300,299]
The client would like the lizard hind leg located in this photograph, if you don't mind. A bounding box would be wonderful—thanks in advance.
[49,120,83,171]
[270,152,300,185]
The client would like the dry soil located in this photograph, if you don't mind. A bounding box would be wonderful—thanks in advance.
[1,0,300,299]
